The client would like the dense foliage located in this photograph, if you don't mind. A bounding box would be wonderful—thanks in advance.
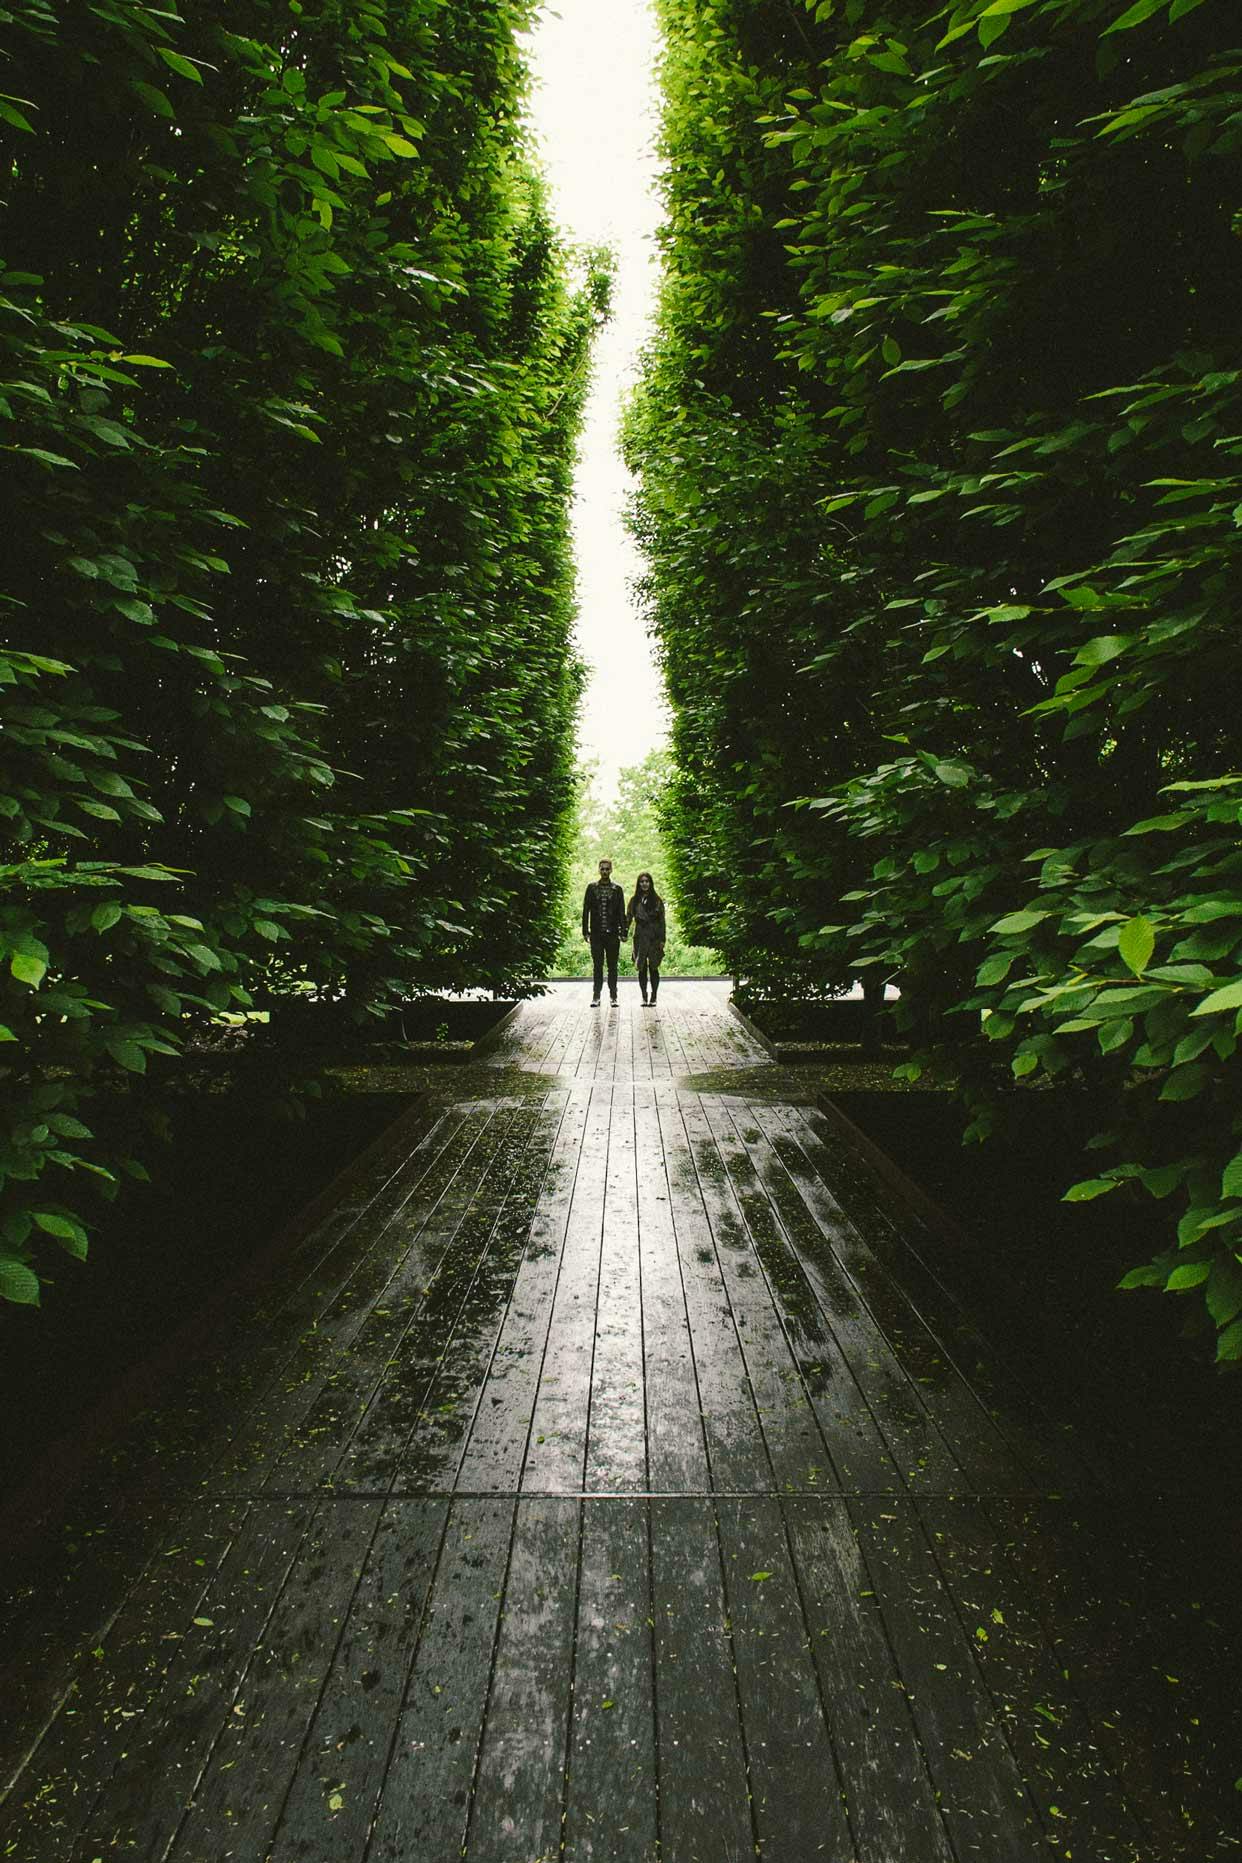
[552,749,724,977]
[0,0,604,1303]
[630,0,1242,1358]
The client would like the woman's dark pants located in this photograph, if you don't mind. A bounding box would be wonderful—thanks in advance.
[637,956,660,1001]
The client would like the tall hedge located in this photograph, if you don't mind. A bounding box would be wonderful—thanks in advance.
[630,0,1242,1360]
[0,0,604,1303]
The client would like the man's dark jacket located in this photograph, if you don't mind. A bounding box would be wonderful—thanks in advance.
[582,878,626,941]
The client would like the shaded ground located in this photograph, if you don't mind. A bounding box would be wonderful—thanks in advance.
[1,983,1238,1861]
[0,1000,521,1500]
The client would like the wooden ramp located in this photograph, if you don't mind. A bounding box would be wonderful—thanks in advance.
[0,983,1233,1861]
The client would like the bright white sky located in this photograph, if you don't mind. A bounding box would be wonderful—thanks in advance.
[522,0,667,797]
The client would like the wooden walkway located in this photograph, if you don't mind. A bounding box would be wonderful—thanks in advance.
[0,983,1234,1861]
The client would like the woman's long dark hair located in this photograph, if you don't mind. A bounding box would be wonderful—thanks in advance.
[628,871,662,913]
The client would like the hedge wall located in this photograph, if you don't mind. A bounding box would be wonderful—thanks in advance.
[0,0,605,1302]
[629,0,1242,1359]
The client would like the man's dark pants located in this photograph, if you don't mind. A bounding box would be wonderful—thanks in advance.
[591,934,620,1001]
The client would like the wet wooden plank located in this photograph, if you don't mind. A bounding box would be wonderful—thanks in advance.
[700,1094,953,1493]
[212,1101,513,1490]
[255,1100,558,1495]
[634,1092,710,1493]
[684,1092,895,1495]
[25,1105,469,1521]
[467,1498,579,1859]
[562,1499,658,1861]
[269,1499,449,1860]
[0,1501,247,1863]
[921,1496,1148,1863]
[985,1494,1242,1862]
[523,1088,613,1491]
[338,1100,564,1493]
[714,1496,854,1859]
[163,1499,389,1860]
[751,1101,1043,1493]
[70,1502,315,1863]
[365,1497,515,1861]
[455,1088,593,1492]
[789,1102,1098,1489]
[585,1089,647,1492]
[652,1003,693,1076]
[652,1093,773,1492]
[783,1498,956,1863]
[725,1096,1013,1494]
[849,1497,1044,1862]
[650,1498,755,1862]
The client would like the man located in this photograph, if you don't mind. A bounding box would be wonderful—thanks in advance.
[581,856,626,1007]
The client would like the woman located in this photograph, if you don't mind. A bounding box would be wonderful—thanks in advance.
[627,871,666,1007]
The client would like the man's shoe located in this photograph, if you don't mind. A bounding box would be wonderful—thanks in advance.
[590,996,600,1007]
[609,996,618,1007]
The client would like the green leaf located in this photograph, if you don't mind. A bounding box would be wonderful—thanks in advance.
[1205,1257,1242,1328]
[1074,635,1134,667]
[46,1115,92,1139]
[0,1256,40,1304]
[1117,916,1156,977]
[1118,1264,1167,1289]
[15,447,77,469]
[0,96,36,132]
[11,952,46,988]
[91,902,123,933]
[1098,1017,1134,1054]
[105,1039,147,1073]
[1216,1318,1242,1362]
[186,943,223,972]
[1166,1261,1210,1291]
[990,909,1049,935]
[130,78,177,119]
[1102,0,1166,31]
[1064,1177,1120,1202]
[32,1211,88,1258]
[1191,981,1242,1017]
[155,47,204,83]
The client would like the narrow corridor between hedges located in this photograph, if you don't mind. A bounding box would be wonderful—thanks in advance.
[0,984,1230,1862]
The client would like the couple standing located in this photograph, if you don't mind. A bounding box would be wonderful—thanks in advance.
[581,858,666,1008]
